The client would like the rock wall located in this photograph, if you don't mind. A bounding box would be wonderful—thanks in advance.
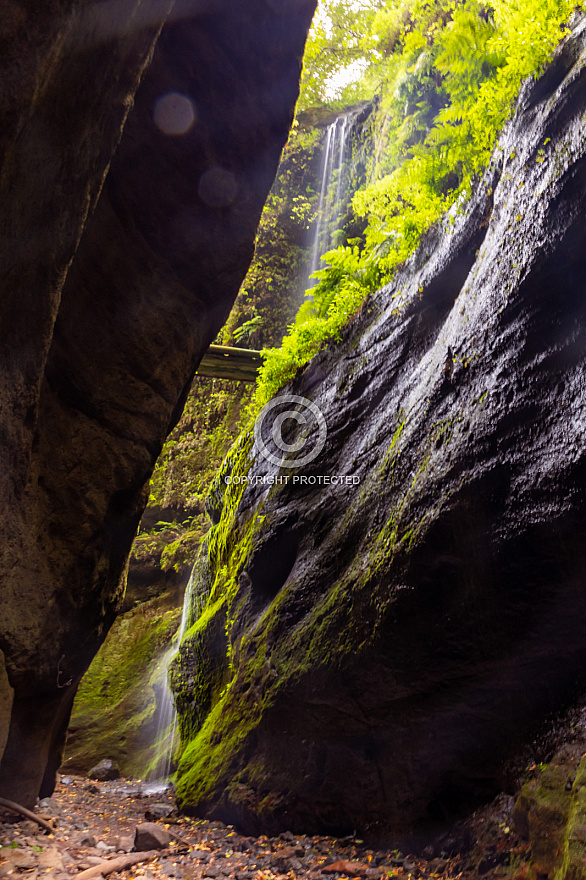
[172,15,586,840]
[0,0,315,807]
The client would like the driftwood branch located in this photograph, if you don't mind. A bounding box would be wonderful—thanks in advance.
[166,828,192,847]
[196,345,262,382]
[74,850,159,880]
[0,797,56,834]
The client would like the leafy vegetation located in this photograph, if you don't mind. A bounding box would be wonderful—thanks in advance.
[253,0,580,407]
[298,0,383,109]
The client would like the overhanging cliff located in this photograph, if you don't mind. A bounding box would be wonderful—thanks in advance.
[0,0,315,807]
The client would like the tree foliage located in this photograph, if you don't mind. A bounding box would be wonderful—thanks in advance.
[253,0,580,408]
[298,0,386,109]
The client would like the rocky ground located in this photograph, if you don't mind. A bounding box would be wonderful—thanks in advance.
[0,776,531,880]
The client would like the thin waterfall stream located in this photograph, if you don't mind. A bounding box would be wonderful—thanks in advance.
[150,567,195,782]
[307,112,355,290]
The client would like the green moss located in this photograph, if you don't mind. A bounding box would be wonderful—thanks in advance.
[65,592,181,778]
[176,684,256,811]
[171,596,230,743]
[160,528,203,573]
[558,758,586,880]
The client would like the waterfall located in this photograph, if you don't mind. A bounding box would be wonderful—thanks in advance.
[307,113,354,288]
[149,569,195,782]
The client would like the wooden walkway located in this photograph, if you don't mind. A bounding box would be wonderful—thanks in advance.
[195,344,262,382]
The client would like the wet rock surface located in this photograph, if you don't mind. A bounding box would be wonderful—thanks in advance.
[172,15,586,838]
[0,0,315,808]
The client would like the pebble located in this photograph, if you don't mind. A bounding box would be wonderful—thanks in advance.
[189,851,210,862]
[145,804,175,821]
[38,798,60,813]
[6,851,38,869]
[159,859,183,877]
[18,822,39,836]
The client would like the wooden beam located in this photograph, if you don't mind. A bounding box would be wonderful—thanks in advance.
[195,344,263,382]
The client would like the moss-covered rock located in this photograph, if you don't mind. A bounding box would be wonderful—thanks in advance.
[514,747,586,880]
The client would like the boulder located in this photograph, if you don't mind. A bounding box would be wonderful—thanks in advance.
[0,0,315,807]
[145,803,175,820]
[173,15,586,839]
[88,759,120,781]
[134,822,172,850]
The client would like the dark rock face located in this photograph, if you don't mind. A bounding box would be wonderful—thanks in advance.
[0,0,315,806]
[174,17,586,839]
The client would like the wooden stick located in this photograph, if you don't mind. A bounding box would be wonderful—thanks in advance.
[0,797,55,834]
[166,828,193,847]
[74,850,160,880]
